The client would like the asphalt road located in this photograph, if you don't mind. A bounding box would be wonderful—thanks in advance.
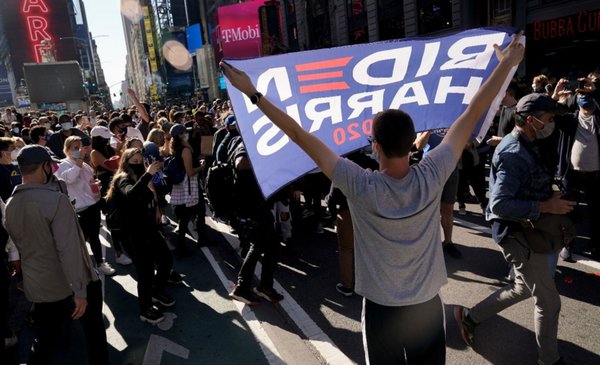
[5,201,600,364]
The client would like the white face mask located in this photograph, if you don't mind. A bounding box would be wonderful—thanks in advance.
[61,122,73,130]
[532,116,555,139]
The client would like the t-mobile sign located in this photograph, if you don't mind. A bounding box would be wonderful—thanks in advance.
[216,0,266,59]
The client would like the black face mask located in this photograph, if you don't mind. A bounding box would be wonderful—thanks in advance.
[43,163,53,184]
[129,163,145,176]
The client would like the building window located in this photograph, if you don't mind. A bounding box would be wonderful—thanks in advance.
[347,0,368,44]
[377,0,404,41]
[417,0,452,34]
[307,0,332,49]
[283,0,299,51]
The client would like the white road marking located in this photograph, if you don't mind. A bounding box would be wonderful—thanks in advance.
[206,216,355,365]
[198,243,286,365]
[142,334,189,364]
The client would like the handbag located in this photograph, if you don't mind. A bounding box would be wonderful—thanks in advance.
[520,213,576,253]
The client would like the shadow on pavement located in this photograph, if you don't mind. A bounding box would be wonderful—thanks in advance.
[445,303,600,365]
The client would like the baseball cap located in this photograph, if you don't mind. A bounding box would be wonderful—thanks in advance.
[58,113,71,123]
[225,114,236,126]
[516,93,568,114]
[90,126,112,139]
[170,124,187,137]
[17,145,54,166]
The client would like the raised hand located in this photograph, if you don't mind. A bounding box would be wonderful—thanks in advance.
[494,30,525,67]
[219,61,258,97]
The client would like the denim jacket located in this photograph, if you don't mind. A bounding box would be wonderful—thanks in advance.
[486,129,553,225]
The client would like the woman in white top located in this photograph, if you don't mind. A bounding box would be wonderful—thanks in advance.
[56,136,115,276]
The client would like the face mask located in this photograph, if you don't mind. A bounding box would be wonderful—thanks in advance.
[43,123,51,129]
[61,122,73,130]
[71,150,81,159]
[12,128,19,134]
[129,163,145,176]
[10,149,20,161]
[532,117,555,139]
[43,163,53,184]
[577,95,597,110]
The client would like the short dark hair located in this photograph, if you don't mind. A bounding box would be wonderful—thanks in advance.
[372,109,416,158]
[109,117,124,133]
[30,126,47,143]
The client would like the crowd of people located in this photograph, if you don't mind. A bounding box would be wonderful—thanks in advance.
[0,31,598,365]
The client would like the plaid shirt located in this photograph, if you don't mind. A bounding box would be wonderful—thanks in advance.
[170,174,200,207]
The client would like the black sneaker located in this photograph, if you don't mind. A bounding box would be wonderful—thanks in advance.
[167,270,184,284]
[443,242,462,259]
[140,307,165,324]
[230,284,260,305]
[335,283,353,297]
[255,286,284,303]
[454,306,477,346]
[152,292,176,307]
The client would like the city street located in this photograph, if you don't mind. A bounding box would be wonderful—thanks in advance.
[8,202,600,365]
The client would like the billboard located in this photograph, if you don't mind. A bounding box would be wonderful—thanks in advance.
[0,0,78,83]
[186,23,203,54]
[216,0,266,59]
[23,61,86,103]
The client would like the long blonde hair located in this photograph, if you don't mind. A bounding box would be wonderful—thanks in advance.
[105,147,143,201]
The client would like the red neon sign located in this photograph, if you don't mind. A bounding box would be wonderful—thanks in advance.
[22,0,52,63]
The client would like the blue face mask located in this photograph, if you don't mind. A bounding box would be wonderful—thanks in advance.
[72,150,81,159]
[577,95,597,110]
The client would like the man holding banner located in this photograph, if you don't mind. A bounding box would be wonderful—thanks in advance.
[221,29,524,364]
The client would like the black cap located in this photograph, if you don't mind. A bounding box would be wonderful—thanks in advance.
[170,124,187,137]
[516,93,568,114]
[17,145,53,166]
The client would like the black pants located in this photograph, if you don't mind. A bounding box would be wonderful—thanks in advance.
[174,202,207,245]
[127,229,173,313]
[237,208,280,290]
[564,169,600,251]
[78,202,103,266]
[363,294,446,365]
[29,280,108,365]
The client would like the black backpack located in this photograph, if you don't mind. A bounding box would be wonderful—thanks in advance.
[205,136,245,221]
[205,161,235,221]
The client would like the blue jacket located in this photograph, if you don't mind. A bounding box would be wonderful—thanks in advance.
[486,130,553,224]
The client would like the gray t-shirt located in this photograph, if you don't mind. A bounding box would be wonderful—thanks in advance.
[570,113,600,172]
[333,143,455,306]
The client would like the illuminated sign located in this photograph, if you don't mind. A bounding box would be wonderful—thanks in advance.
[216,0,267,59]
[530,9,600,40]
[22,0,52,63]
[0,0,78,84]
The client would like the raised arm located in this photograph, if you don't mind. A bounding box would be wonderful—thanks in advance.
[127,88,151,124]
[220,62,340,180]
[442,31,525,159]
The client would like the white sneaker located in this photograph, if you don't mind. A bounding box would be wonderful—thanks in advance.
[115,253,133,265]
[97,262,116,276]
[161,214,169,225]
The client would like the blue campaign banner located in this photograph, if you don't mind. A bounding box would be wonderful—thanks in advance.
[225,27,521,198]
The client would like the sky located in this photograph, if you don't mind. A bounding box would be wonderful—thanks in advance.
[83,0,128,103]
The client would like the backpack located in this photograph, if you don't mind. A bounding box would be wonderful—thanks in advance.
[163,155,185,186]
[205,161,235,221]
